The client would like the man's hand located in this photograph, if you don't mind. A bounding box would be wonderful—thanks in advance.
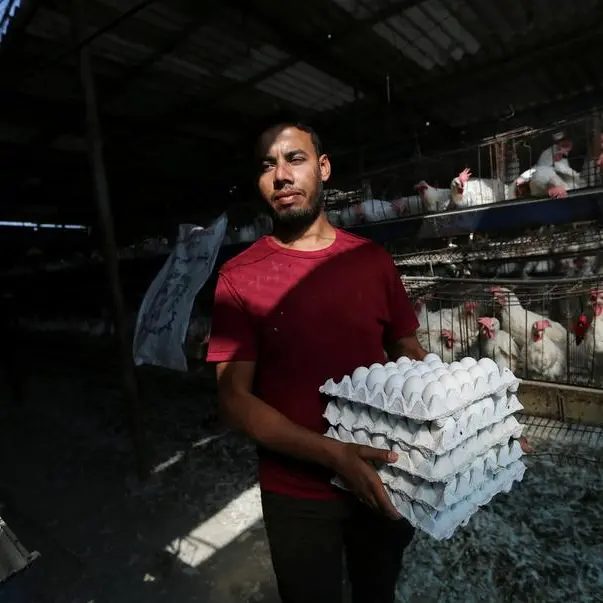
[331,443,401,520]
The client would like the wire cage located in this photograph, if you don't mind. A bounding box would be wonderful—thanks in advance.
[325,110,603,227]
[403,275,603,389]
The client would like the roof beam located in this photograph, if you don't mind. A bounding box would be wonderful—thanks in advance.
[113,0,430,150]
[27,0,223,148]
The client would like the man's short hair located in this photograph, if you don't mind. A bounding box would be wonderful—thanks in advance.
[252,111,323,158]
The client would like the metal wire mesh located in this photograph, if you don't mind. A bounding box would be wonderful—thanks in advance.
[404,275,603,388]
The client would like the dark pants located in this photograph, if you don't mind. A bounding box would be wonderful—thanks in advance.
[261,490,415,603]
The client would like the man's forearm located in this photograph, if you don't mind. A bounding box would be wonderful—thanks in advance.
[387,333,427,361]
[220,390,344,469]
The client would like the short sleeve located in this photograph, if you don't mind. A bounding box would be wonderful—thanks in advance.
[383,254,419,342]
[206,272,257,363]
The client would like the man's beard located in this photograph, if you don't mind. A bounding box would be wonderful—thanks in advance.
[270,180,324,236]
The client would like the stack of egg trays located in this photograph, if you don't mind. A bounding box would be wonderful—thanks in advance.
[320,353,527,540]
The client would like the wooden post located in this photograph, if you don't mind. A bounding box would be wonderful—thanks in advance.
[71,0,149,479]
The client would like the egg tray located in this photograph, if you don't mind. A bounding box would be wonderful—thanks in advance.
[324,392,523,456]
[325,414,523,482]
[333,460,526,541]
[377,439,523,510]
[319,354,520,422]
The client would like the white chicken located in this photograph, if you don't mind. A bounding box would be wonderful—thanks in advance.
[581,289,603,383]
[490,286,568,351]
[520,319,567,381]
[414,181,451,213]
[449,168,535,208]
[476,316,519,372]
[339,199,404,227]
[439,301,480,352]
[529,139,601,198]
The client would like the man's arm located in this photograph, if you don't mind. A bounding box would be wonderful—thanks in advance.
[216,360,344,468]
[386,333,427,362]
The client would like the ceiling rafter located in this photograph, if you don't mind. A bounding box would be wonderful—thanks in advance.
[27,0,224,148]
[111,0,428,152]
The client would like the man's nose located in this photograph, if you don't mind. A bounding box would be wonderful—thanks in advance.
[274,161,293,186]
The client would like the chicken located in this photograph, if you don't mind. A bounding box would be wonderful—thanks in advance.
[490,286,568,350]
[530,139,593,198]
[339,199,404,226]
[581,289,603,382]
[439,301,480,352]
[414,181,451,213]
[449,168,534,208]
[476,316,519,372]
[520,319,567,381]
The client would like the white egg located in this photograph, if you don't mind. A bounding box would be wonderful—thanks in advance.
[385,365,399,378]
[433,367,449,379]
[414,363,431,377]
[468,364,487,383]
[438,373,461,394]
[427,358,444,370]
[423,353,441,364]
[351,366,370,388]
[422,380,446,404]
[384,373,405,396]
[396,357,412,368]
[369,362,384,371]
[402,376,424,400]
[366,367,388,391]
[384,361,398,371]
[478,357,500,377]
[402,368,421,380]
[460,356,478,369]
[452,369,473,387]
[448,361,463,373]
[421,372,437,385]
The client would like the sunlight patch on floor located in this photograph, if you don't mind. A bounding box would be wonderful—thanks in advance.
[164,483,263,567]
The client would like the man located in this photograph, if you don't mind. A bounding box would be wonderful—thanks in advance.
[206,117,427,603]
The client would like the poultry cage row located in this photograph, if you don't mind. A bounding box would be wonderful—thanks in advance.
[323,110,603,228]
[403,274,603,390]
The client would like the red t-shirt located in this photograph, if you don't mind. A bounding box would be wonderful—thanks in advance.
[207,228,419,499]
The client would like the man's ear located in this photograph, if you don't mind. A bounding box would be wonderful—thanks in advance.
[319,154,331,182]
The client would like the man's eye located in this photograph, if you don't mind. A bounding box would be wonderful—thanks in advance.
[291,156,305,163]
[261,163,274,171]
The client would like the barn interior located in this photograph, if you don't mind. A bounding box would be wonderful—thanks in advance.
[1,1,603,602]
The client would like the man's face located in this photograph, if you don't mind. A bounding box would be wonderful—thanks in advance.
[257,126,331,229]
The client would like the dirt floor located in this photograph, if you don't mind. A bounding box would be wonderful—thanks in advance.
[0,335,602,603]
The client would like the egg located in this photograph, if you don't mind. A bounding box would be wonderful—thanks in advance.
[396,357,412,369]
[452,369,473,388]
[460,356,478,369]
[433,367,449,379]
[421,372,437,385]
[427,358,444,370]
[422,380,446,405]
[448,361,463,373]
[402,368,421,380]
[468,364,487,383]
[413,362,431,376]
[477,357,500,378]
[384,373,405,396]
[423,353,441,364]
[351,366,370,388]
[366,367,388,391]
[384,361,398,371]
[369,362,384,371]
[384,365,399,379]
[438,373,461,395]
[402,376,424,400]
